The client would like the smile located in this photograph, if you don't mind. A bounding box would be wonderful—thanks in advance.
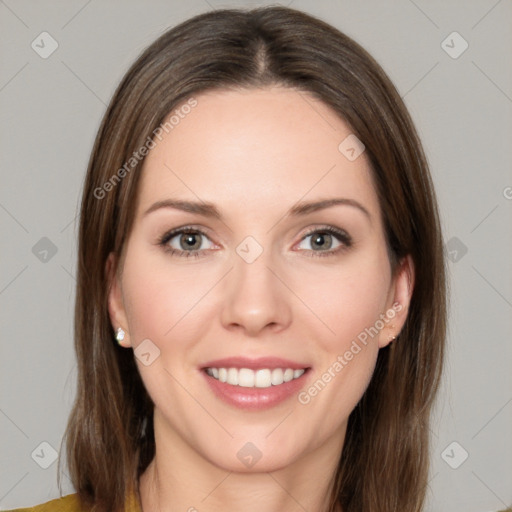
[205,367,306,388]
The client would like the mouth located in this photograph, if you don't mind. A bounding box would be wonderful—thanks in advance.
[200,357,312,410]
[204,367,306,388]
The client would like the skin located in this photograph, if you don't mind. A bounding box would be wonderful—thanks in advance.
[107,87,414,512]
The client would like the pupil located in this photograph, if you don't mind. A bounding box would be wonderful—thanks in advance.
[312,233,332,250]
[181,233,200,250]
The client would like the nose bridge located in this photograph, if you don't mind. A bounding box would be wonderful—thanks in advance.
[220,236,291,334]
[234,243,273,291]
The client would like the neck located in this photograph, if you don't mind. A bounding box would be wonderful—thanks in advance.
[137,411,346,512]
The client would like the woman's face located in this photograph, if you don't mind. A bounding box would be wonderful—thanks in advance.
[108,87,413,472]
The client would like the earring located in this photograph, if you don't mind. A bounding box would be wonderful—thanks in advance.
[115,327,126,345]
[386,324,397,342]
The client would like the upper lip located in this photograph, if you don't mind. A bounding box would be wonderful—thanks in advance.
[201,356,311,371]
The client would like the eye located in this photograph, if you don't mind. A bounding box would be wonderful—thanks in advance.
[159,227,215,258]
[296,226,352,257]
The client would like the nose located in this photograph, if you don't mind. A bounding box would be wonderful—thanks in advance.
[220,246,292,337]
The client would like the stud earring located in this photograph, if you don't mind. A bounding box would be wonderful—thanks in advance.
[115,327,126,345]
[386,324,397,342]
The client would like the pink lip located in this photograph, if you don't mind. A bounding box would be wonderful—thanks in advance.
[201,356,310,371]
[199,357,312,411]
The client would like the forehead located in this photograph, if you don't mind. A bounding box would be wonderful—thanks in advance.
[137,87,380,221]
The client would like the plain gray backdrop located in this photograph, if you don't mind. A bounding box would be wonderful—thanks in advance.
[1,0,511,510]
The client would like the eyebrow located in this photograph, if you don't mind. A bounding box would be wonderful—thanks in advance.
[143,197,371,221]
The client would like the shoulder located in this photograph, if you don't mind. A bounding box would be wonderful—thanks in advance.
[3,490,141,512]
[3,493,89,512]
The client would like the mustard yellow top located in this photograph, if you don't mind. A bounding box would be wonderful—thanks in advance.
[3,490,142,512]
[5,492,512,512]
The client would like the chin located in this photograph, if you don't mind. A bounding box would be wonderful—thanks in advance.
[199,432,308,474]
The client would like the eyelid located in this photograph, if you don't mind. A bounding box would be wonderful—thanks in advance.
[158,223,353,258]
[294,225,352,246]
[158,225,218,258]
[159,224,216,243]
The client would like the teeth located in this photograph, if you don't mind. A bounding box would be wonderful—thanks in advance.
[205,367,306,388]
[227,368,238,385]
[271,368,283,385]
[284,369,294,382]
[239,368,255,387]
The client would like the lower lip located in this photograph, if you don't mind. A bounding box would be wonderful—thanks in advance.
[201,369,311,410]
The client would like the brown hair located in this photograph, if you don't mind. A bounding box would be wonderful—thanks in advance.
[59,6,446,512]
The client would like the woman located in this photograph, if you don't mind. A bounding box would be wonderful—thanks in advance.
[8,6,448,512]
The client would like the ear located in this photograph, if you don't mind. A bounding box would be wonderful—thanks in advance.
[378,254,415,348]
[106,252,131,348]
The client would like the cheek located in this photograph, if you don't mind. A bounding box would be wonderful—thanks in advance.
[289,249,392,352]
[120,243,181,343]
[122,268,170,343]
[120,240,223,346]
[290,252,390,430]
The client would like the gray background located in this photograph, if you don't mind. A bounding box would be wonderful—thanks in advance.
[1,0,511,510]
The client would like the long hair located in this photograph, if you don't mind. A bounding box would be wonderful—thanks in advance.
[59,6,447,512]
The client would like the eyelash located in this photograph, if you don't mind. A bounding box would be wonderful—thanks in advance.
[300,226,353,258]
[158,225,353,259]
